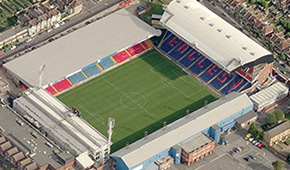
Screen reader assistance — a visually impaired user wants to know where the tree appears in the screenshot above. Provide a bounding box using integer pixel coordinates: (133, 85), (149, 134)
(272, 160), (285, 170)
(267, 113), (277, 125)
(248, 0), (255, 5)
(248, 123), (263, 139)
(275, 109), (285, 121)
(280, 54), (287, 61)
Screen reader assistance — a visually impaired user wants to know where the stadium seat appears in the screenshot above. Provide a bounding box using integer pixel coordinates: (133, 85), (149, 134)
(68, 71), (87, 84)
(209, 71), (232, 90)
(220, 75), (245, 94)
(160, 33), (181, 53)
(53, 79), (72, 92)
(113, 50), (131, 63)
(240, 82), (252, 92)
(189, 57), (213, 75)
(168, 42), (193, 61)
(141, 41), (149, 49)
(127, 43), (145, 56)
(45, 86), (57, 95)
(179, 49), (202, 67)
(82, 63), (102, 78)
(199, 64), (222, 82)
(99, 56), (116, 70)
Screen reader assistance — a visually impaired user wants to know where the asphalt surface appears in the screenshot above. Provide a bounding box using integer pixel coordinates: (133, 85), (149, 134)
(1, 0), (122, 63)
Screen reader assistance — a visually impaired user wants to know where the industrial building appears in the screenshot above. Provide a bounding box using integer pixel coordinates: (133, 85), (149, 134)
(111, 92), (254, 170)
(13, 88), (108, 169)
(0, 105), (74, 170)
(250, 82), (289, 111)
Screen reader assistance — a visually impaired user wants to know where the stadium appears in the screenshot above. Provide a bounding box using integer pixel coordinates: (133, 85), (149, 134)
(2, 0), (274, 169)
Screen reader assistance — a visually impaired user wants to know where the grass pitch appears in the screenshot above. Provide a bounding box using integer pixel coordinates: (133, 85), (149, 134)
(58, 50), (218, 152)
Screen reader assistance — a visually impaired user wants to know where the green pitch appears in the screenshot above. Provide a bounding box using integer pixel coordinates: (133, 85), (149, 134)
(58, 50), (218, 152)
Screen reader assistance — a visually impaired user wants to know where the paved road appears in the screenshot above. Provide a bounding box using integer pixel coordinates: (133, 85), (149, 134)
(1, 0), (122, 62)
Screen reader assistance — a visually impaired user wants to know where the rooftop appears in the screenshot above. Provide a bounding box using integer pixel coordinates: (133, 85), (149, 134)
(13, 88), (108, 156)
(250, 81), (288, 106)
(112, 92), (253, 168)
(160, 0), (272, 72)
(4, 9), (159, 87)
(180, 133), (213, 153)
(0, 106), (73, 169)
(235, 110), (257, 124)
(265, 121), (290, 138)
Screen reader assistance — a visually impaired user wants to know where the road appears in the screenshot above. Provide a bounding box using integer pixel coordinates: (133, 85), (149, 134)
(1, 0), (122, 62)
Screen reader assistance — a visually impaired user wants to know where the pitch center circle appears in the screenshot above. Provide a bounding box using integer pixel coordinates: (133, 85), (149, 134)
(120, 93), (147, 109)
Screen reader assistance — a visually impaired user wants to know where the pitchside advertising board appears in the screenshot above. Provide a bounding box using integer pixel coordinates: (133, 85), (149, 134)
(119, 0), (132, 7)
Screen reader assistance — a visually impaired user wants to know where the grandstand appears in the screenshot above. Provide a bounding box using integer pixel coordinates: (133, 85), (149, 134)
(4, 9), (158, 95)
(158, 0), (274, 95)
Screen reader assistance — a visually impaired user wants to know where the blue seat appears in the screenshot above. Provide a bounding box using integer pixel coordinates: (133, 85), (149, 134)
(168, 43), (193, 61)
(240, 82), (251, 92)
(179, 50), (202, 68)
(209, 71), (232, 90)
(99, 56), (115, 70)
(68, 72), (87, 84)
(160, 33), (181, 53)
(82, 63), (101, 78)
(189, 57), (212, 75)
(199, 65), (222, 82)
(220, 75), (244, 94)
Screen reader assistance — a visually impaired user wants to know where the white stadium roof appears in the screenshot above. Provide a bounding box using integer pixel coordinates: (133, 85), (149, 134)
(4, 9), (159, 87)
(13, 88), (108, 156)
(112, 92), (253, 168)
(160, 0), (272, 72)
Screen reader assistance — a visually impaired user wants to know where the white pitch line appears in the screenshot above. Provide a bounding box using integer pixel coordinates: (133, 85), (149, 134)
(103, 77), (161, 122)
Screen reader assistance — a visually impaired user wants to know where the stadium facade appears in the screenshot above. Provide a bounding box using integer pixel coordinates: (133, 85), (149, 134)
(112, 92), (254, 170)
(4, 9), (159, 95)
(158, 0), (274, 95)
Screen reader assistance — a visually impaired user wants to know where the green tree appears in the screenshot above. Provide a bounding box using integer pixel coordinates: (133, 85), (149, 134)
(272, 160), (285, 170)
(267, 113), (277, 125)
(248, 0), (255, 5)
(280, 54), (287, 61)
(248, 123), (263, 139)
(275, 109), (285, 121)
(249, 123), (257, 135)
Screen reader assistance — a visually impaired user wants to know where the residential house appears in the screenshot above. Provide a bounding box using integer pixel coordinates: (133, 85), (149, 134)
(57, 0), (83, 16)
(17, 157), (32, 169)
(264, 121), (290, 146)
(11, 152), (25, 165)
(23, 162), (38, 170)
(0, 141), (12, 156)
(262, 24), (275, 36)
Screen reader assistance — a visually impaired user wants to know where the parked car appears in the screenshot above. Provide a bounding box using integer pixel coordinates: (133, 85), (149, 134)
(257, 143), (264, 148)
(244, 133), (252, 140)
(249, 155), (256, 160)
(249, 138), (254, 142)
(244, 157), (249, 162)
(284, 141), (289, 146)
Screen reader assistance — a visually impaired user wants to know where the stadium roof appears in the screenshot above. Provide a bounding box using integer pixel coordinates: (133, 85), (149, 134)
(112, 92), (253, 168)
(160, 0), (272, 72)
(13, 88), (108, 156)
(4, 9), (159, 87)
(250, 81), (288, 107)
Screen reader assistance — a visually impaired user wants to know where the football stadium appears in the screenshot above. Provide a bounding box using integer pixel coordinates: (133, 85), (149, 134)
(3, 0), (275, 169)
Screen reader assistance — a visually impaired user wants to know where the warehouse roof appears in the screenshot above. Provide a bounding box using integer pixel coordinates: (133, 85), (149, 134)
(264, 121), (290, 138)
(180, 133), (213, 153)
(160, 0), (272, 72)
(250, 82), (288, 106)
(4, 9), (159, 87)
(112, 92), (253, 168)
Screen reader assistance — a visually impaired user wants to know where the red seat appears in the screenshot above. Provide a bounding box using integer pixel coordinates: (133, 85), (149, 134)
(53, 79), (72, 92)
(45, 86), (57, 95)
(127, 43), (145, 56)
(141, 41), (149, 49)
(113, 50), (130, 63)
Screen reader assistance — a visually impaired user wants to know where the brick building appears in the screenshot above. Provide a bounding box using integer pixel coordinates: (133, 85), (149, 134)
(180, 134), (215, 165)
(264, 121), (290, 146)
